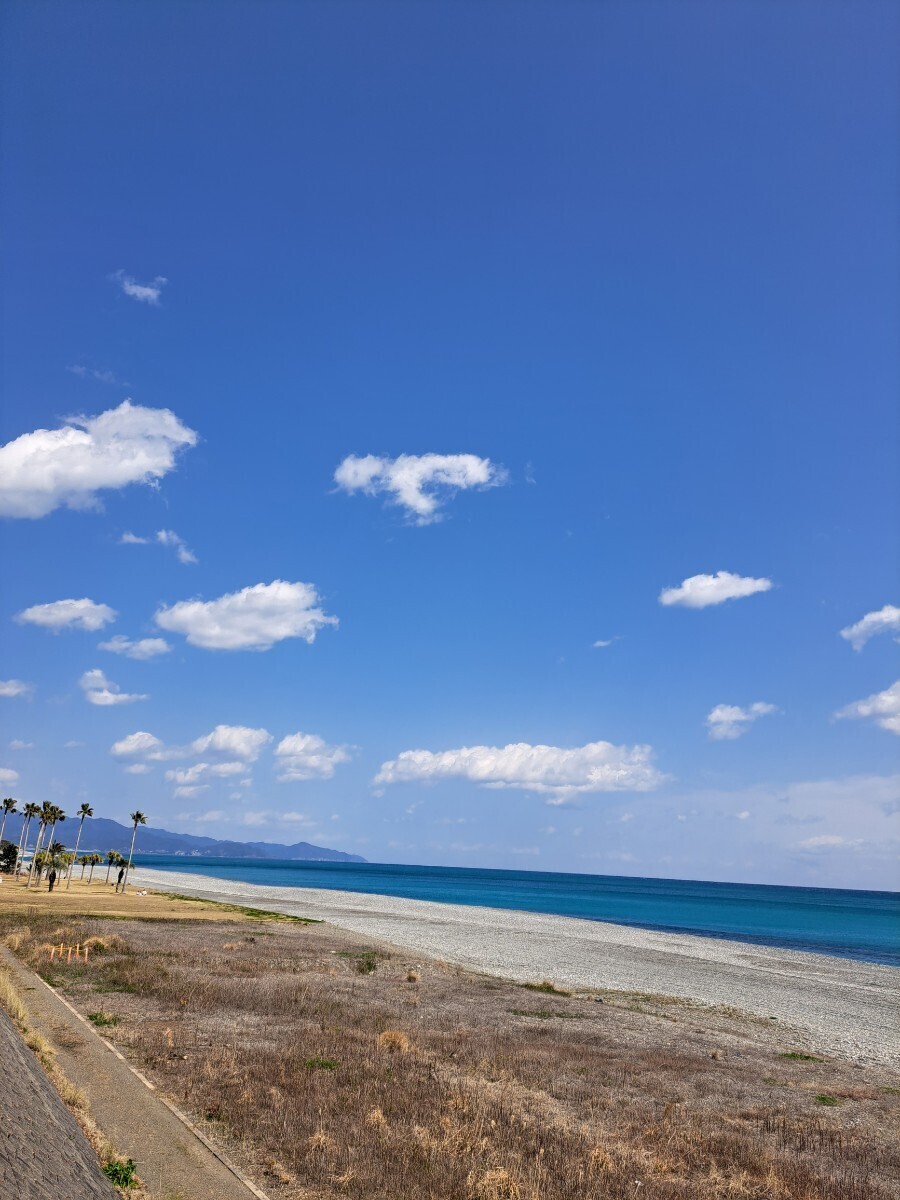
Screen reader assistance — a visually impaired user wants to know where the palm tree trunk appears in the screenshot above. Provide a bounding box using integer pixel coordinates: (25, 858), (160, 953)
(67, 817), (86, 891)
(0, 811), (8, 845)
(105, 858), (113, 885)
(26, 822), (46, 888)
(15, 817), (29, 877)
(122, 825), (139, 893)
(88, 861), (96, 883)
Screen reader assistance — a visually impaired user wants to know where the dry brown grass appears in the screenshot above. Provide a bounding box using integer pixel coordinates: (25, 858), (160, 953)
(2, 907), (897, 1200)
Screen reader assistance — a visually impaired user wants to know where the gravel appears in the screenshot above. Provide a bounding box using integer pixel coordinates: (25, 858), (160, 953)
(132, 866), (900, 1066)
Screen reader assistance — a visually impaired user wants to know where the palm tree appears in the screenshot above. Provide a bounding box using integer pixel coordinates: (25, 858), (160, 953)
(16, 802), (40, 877)
(87, 853), (102, 883)
(26, 802), (54, 887)
(65, 802), (94, 890)
(104, 850), (119, 885)
(0, 797), (16, 845)
(121, 811), (146, 893)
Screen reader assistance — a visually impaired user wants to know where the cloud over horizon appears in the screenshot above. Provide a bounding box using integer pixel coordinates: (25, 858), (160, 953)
(0, 401), (197, 518)
(334, 453), (507, 523)
(375, 739), (665, 803)
(659, 571), (773, 609)
(155, 580), (337, 651)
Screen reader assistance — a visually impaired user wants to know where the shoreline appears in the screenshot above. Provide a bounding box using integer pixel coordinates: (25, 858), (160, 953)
(131, 865), (899, 1066)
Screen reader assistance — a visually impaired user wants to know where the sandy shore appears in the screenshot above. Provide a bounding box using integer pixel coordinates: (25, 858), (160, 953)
(131, 865), (899, 1066)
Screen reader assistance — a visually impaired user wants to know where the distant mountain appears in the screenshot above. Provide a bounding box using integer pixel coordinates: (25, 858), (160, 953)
(1, 813), (365, 863)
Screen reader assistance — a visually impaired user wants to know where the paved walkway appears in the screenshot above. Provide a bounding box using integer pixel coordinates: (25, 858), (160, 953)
(0, 1005), (117, 1200)
(0, 947), (268, 1200)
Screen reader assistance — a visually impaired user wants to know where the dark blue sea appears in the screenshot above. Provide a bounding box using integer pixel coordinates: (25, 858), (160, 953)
(133, 856), (900, 967)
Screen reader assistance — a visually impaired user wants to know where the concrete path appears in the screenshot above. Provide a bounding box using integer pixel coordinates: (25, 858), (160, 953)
(0, 947), (268, 1200)
(0, 1005), (118, 1200)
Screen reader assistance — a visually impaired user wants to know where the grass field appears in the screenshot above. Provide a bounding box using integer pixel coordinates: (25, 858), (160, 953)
(1, 878), (898, 1200)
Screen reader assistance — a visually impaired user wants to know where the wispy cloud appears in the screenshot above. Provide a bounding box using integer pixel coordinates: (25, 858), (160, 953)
(17, 598), (116, 632)
(99, 635), (172, 660)
(156, 580), (337, 651)
(840, 605), (900, 652)
(120, 528), (197, 564)
(0, 400), (197, 518)
(375, 739), (665, 804)
(79, 668), (148, 707)
(659, 571), (773, 609)
(111, 269), (167, 305)
(835, 680), (900, 736)
(67, 364), (126, 386)
(9, 740), (33, 750)
(706, 702), (777, 741)
(0, 768), (19, 785)
(334, 452), (507, 523)
(0, 679), (34, 698)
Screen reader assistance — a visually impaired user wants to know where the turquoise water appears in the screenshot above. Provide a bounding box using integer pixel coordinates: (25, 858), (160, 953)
(133, 856), (900, 967)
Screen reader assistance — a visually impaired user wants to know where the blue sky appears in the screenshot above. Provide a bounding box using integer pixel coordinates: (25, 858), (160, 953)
(1, 0), (897, 889)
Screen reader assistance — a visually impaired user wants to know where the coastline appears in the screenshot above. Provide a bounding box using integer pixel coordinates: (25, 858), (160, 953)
(131, 865), (899, 1066)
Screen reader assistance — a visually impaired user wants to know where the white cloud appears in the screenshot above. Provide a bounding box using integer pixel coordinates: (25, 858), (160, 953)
(176, 809), (224, 823)
(0, 679), (34, 698)
(334, 453), (507, 523)
(79, 668), (148, 707)
(706, 702), (777, 741)
(124, 763), (151, 775)
(9, 740), (33, 750)
(374, 739), (665, 803)
(275, 732), (351, 782)
(835, 680), (900, 736)
(64, 740), (84, 749)
(191, 725), (272, 761)
(592, 639), (614, 649)
(17, 598), (116, 632)
(165, 761), (248, 786)
(99, 635), (172, 660)
(659, 571), (773, 609)
(111, 724), (271, 770)
(156, 580), (337, 651)
(174, 785), (209, 798)
(0, 401), (198, 518)
(111, 269), (167, 305)
(839, 605), (900, 652)
(121, 529), (197, 565)
(0, 767), (19, 785)
(110, 731), (166, 759)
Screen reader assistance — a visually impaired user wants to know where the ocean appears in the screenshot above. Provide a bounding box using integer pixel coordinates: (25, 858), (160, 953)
(132, 856), (900, 967)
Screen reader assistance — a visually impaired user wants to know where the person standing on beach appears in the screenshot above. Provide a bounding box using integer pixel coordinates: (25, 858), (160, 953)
(115, 866), (125, 892)
(48, 867), (57, 892)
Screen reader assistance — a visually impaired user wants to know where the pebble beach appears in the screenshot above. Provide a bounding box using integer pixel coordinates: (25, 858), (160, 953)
(132, 865), (900, 1067)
